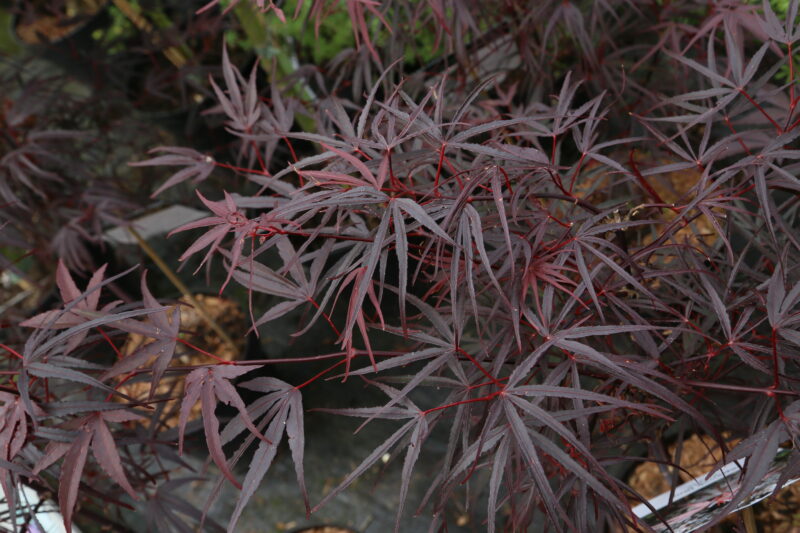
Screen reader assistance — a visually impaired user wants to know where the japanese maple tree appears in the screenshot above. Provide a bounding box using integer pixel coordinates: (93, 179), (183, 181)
(4, 0), (800, 532)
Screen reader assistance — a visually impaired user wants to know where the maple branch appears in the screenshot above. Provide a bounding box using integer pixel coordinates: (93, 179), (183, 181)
(127, 227), (240, 359)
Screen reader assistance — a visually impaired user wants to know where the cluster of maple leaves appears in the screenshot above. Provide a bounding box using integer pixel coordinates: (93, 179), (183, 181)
(3, 0), (800, 532)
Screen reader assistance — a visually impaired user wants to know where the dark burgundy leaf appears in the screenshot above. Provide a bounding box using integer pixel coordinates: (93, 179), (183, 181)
(59, 428), (92, 533)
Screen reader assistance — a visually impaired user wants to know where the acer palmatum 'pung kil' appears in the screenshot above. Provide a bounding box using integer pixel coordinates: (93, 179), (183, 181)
(4, 0), (800, 532)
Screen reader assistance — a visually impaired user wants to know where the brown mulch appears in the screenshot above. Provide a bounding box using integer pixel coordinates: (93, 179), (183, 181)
(16, 0), (106, 44)
(117, 294), (246, 428)
(628, 434), (800, 532)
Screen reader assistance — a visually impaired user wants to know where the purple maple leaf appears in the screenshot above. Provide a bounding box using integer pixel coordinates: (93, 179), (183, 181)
(20, 260), (119, 355)
(170, 190), (256, 292)
(178, 365), (269, 489)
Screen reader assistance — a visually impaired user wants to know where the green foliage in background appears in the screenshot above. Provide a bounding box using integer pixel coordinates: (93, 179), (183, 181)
(229, 0), (439, 67)
(228, 0), (353, 65)
(92, 4), (136, 53)
(749, 0), (799, 82)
